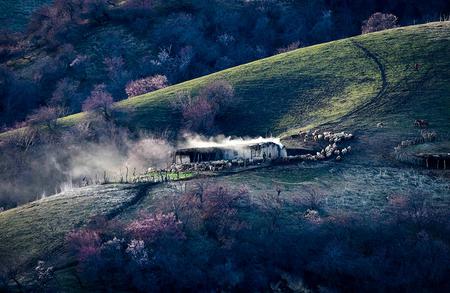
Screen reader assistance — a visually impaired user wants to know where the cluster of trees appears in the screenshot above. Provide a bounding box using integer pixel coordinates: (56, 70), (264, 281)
(34, 184), (449, 292)
(1, 0), (449, 129)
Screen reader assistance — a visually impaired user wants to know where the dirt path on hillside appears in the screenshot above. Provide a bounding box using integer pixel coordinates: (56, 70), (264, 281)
(352, 41), (388, 92)
(104, 182), (157, 220)
(333, 40), (388, 124)
(325, 40), (434, 129)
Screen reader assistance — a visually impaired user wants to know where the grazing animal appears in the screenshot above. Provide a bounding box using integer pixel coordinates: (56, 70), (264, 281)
(414, 119), (429, 128)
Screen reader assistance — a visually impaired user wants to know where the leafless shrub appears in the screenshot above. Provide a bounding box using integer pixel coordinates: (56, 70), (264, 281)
(257, 192), (284, 231)
(125, 75), (169, 98)
(26, 106), (67, 130)
(387, 192), (435, 227)
(301, 185), (326, 210)
(276, 41), (301, 54)
(362, 12), (398, 34)
(72, 121), (95, 140)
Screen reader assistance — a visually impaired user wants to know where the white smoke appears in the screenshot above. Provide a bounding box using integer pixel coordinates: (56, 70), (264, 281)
(67, 143), (125, 179)
(125, 138), (174, 170)
(48, 136), (175, 193)
(180, 133), (285, 149)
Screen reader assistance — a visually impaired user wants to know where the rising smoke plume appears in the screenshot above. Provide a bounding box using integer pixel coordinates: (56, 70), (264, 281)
(180, 133), (285, 149)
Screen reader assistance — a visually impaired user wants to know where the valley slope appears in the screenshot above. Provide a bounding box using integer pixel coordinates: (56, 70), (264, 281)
(1, 22), (450, 290)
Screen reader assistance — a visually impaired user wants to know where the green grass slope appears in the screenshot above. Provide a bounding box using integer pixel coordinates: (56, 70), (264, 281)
(57, 21), (450, 138)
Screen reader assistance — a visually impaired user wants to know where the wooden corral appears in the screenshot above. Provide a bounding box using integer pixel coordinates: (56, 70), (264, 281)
(415, 153), (450, 169)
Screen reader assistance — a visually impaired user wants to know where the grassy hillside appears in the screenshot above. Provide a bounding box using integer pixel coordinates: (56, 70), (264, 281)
(3, 21), (449, 139)
(56, 21), (450, 138)
(1, 22), (450, 289)
(0, 184), (147, 275)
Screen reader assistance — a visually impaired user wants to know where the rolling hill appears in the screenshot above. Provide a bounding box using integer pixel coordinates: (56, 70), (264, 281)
(56, 21), (450, 137)
(54, 21), (450, 167)
(2, 21), (449, 141)
(1, 22), (450, 290)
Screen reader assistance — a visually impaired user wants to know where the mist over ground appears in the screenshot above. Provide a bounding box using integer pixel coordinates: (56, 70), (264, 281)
(0, 125), (174, 209)
(0, 127), (282, 209)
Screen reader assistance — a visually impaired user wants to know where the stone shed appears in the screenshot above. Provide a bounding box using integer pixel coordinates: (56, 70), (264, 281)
(174, 141), (286, 164)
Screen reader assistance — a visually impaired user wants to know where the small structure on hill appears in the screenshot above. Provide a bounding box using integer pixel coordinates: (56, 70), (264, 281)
(174, 141), (286, 164)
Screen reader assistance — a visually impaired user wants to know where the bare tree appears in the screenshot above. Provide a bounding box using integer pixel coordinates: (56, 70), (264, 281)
(26, 106), (66, 130)
(0, 262), (25, 293)
(198, 79), (235, 111)
(82, 84), (114, 120)
(50, 78), (80, 109)
(172, 80), (235, 133)
(6, 127), (39, 153)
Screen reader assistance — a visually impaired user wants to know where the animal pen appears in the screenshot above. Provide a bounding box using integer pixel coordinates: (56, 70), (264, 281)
(416, 153), (450, 170)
